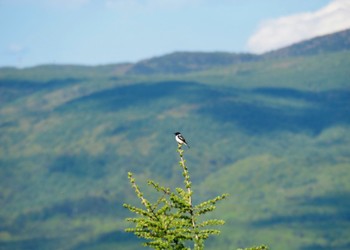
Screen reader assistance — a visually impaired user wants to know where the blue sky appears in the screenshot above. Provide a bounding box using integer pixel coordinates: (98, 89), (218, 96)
(1, 0), (349, 68)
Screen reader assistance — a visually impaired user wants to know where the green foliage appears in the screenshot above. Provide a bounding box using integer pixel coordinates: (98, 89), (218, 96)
(123, 145), (228, 249)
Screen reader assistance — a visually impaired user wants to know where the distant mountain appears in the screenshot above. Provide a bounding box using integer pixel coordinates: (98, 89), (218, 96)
(125, 28), (350, 75)
(126, 51), (258, 74)
(1, 29), (349, 75)
(262, 28), (350, 58)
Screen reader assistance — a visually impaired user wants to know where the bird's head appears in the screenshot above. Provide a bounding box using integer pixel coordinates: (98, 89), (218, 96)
(174, 132), (180, 135)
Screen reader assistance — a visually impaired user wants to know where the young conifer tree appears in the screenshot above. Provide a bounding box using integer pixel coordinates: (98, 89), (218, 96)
(123, 143), (228, 250)
(123, 141), (268, 250)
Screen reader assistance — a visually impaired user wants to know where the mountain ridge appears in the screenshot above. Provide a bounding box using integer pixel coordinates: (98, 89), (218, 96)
(262, 28), (350, 59)
(125, 28), (350, 74)
(1, 28), (349, 74)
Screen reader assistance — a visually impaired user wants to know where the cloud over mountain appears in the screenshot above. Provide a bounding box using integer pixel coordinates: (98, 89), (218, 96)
(247, 0), (350, 53)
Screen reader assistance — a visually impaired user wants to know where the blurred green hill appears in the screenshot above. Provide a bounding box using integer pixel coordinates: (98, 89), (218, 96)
(1, 29), (350, 250)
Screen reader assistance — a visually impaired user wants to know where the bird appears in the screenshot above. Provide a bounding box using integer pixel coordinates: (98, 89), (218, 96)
(174, 132), (190, 148)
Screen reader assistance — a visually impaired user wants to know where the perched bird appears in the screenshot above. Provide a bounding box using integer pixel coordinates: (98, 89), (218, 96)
(174, 132), (190, 148)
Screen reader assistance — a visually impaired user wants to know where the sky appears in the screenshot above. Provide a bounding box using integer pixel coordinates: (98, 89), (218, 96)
(1, 0), (350, 68)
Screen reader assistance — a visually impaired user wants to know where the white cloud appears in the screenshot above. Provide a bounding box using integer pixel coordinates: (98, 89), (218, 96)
(247, 0), (350, 53)
(8, 44), (26, 53)
(3, 43), (29, 67)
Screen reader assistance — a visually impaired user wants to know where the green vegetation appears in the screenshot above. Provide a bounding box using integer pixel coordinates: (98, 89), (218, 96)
(124, 145), (227, 249)
(1, 32), (350, 250)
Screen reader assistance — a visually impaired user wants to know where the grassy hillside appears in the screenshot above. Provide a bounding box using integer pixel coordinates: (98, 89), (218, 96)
(1, 46), (350, 250)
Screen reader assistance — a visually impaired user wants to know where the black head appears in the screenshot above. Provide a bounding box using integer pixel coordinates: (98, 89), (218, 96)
(174, 132), (180, 135)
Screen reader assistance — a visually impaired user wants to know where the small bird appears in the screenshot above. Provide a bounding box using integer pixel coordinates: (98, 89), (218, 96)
(174, 132), (190, 148)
